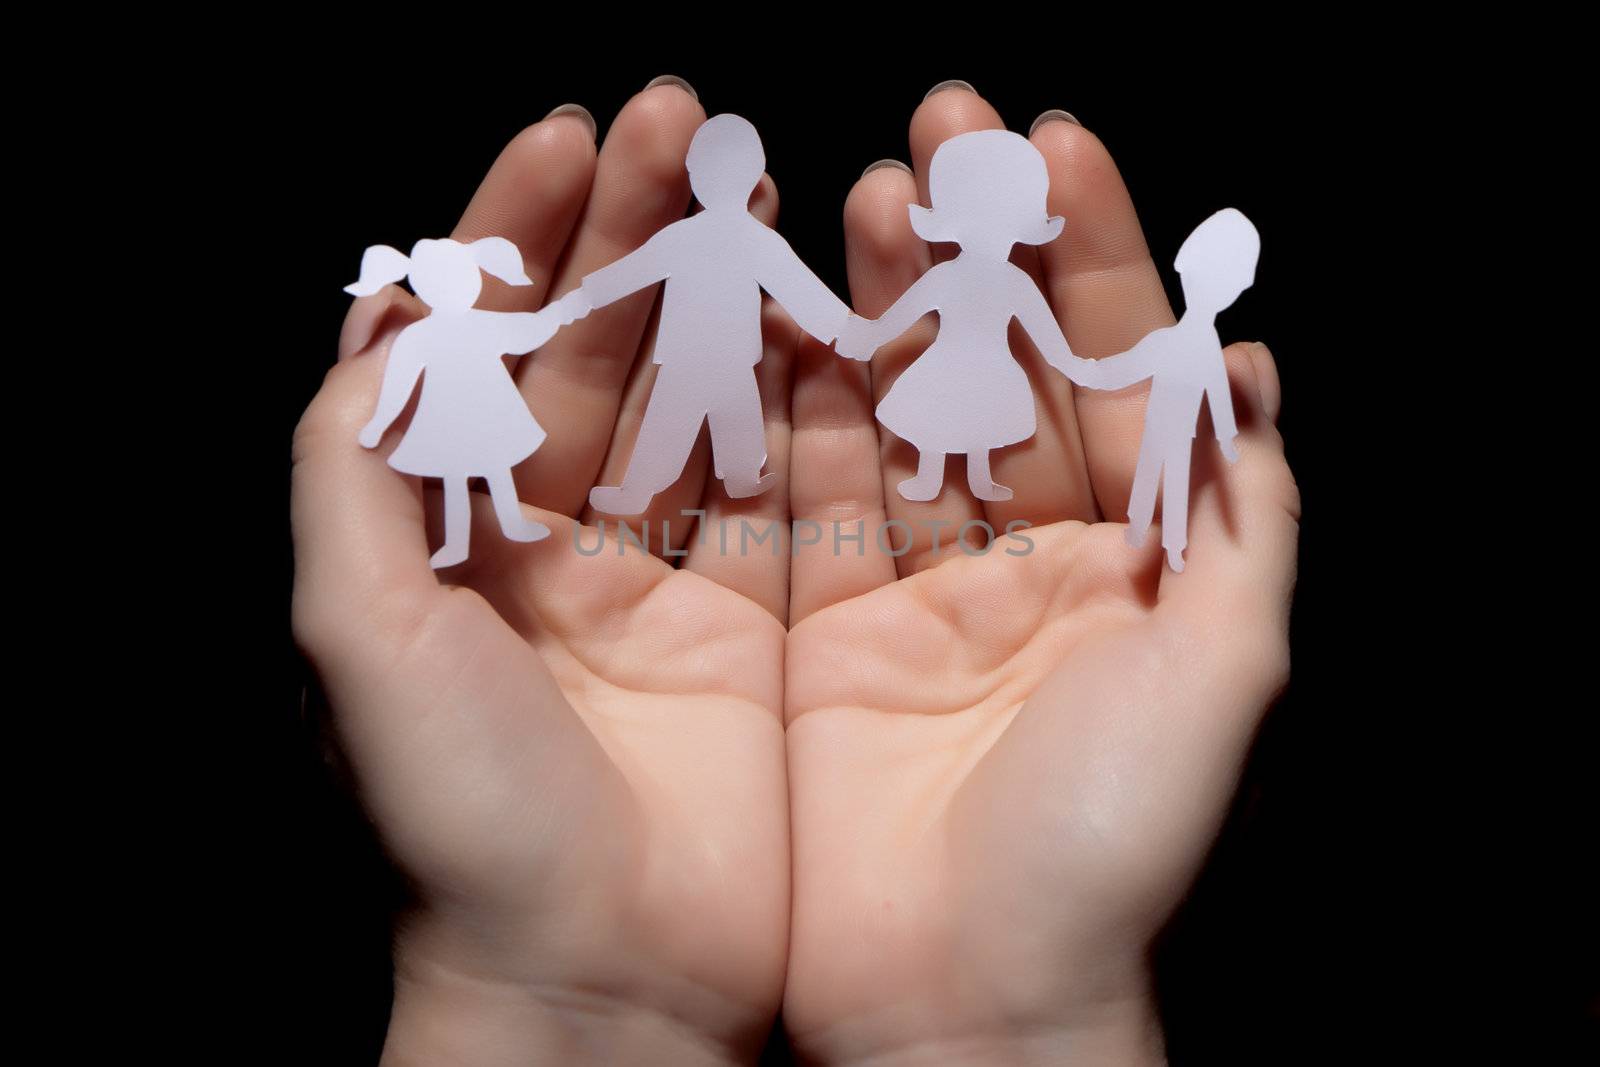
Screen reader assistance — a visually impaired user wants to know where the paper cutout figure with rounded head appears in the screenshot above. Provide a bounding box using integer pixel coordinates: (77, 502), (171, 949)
(835, 129), (1096, 502)
(577, 114), (851, 515)
(1084, 208), (1260, 572)
(345, 236), (592, 568)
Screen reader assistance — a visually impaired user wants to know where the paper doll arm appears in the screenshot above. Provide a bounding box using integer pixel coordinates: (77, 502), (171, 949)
(756, 228), (850, 343)
(1087, 330), (1167, 390)
(851, 268), (943, 354)
(495, 308), (563, 355)
(1010, 273), (1097, 386)
(552, 287), (594, 325)
(580, 231), (673, 309)
(358, 335), (423, 448)
(1205, 354), (1241, 461)
(492, 289), (594, 354)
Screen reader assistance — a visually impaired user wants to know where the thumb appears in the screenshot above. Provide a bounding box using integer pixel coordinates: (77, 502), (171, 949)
(292, 336), (437, 677)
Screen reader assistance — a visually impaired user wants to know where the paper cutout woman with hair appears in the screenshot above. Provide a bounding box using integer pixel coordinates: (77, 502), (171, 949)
(344, 237), (591, 568)
(1085, 207), (1261, 573)
(836, 129), (1097, 502)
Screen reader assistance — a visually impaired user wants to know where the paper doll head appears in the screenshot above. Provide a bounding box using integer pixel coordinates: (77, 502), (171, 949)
(1174, 208), (1260, 313)
(343, 236), (533, 312)
(909, 129), (1064, 257)
(687, 114), (766, 210)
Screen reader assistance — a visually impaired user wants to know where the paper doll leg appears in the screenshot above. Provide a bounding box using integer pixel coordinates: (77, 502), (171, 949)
(589, 366), (705, 515)
(1125, 431), (1162, 550)
(965, 450), (1013, 502)
(431, 476), (472, 569)
(708, 369), (775, 499)
(486, 468), (550, 543)
(898, 450), (946, 502)
(1160, 443), (1192, 573)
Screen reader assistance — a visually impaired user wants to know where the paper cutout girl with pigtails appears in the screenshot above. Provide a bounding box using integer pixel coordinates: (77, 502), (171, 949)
(836, 129), (1098, 503)
(344, 237), (592, 568)
(1086, 208), (1260, 573)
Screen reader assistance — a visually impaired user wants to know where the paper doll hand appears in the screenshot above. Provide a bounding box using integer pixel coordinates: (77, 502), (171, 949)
(813, 301), (850, 346)
(518, 307), (563, 352)
(553, 286), (593, 326)
(834, 314), (877, 361)
(297, 85), (793, 1066)
(1061, 354), (1100, 388)
(1219, 435), (1241, 462)
(356, 420), (384, 449)
(782, 89), (1300, 1067)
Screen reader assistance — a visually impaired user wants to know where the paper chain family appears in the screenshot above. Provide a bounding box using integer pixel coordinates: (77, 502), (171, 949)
(346, 115), (1260, 572)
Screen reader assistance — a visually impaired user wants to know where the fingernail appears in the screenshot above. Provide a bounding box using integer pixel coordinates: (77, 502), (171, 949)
(861, 158), (913, 180)
(644, 74), (698, 101)
(1028, 109), (1081, 136)
(924, 79), (976, 101)
(542, 103), (597, 140)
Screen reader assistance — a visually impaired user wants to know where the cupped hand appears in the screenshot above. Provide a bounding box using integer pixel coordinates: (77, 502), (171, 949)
(293, 83), (803, 1066)
(782, 87), (1300, 1065)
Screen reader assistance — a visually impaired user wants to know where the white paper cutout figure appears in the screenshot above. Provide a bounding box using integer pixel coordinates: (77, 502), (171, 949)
(1086, 208), (1260, 573)
(835, 130), (1098, 502)
(345, 237), (592, 568)
(578, 114), (850, 515)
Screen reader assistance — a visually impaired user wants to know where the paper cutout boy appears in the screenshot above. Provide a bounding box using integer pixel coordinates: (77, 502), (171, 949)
(345, 237), (590, 568)
(1082, 207), (1260, 572)
(577, 114), (850, 515)
(836, 129), (1098, 502)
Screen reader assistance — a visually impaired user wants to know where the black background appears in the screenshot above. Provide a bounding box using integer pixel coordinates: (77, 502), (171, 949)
(244, 53), (1591, 1063)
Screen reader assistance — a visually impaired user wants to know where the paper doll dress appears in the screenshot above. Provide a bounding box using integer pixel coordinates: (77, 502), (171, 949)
(385, 314), (546, 479)
(873, 260), (1036, 453)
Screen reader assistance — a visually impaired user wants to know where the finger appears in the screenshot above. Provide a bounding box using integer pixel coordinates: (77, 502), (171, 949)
(981, 282), (1099, 535)
(787, 322), (896, 624)
(910, 89), (1100, 536)
(580, 174), (780, 550)
(511, 80), (708, 514)
(847, 155), (982, 577)
(883, 84), (1056, 572)
(1159, 341), (1299, 629)
(450, 104), (599, 312)
(336, 284), (427, 363)
(292, 311), (441, 673)
(577, 306), (711, 544)
(945, 118), (1094, 539)
(789, 165), (919, 618)
(908, 83), (997, 267)
(682, 293), (797, 622)
(1029, 115), (1178, 522)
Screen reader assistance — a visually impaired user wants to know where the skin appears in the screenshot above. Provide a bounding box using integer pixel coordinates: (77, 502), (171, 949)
(292, 82), (1299, 1066)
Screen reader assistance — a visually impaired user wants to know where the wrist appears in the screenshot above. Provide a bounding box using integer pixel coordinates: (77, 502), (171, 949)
(383, 968), (749, 1067)
(796, 992), (1165, 1067)
(382, 929), (755, 1067)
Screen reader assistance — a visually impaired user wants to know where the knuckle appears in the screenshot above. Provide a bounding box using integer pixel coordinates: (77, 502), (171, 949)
(290, 577), (349, 668)
(292, 361), (370, 466)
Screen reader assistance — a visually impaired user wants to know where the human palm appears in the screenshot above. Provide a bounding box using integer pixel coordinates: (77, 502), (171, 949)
(293, 84), (799, 1064)
(780, 89), (1298, 1064)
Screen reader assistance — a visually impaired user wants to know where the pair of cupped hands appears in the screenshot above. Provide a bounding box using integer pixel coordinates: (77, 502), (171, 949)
(292, 79), (1300, 1066)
